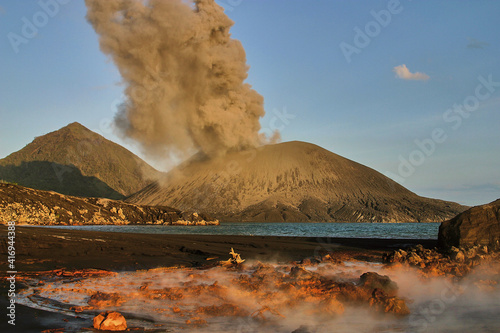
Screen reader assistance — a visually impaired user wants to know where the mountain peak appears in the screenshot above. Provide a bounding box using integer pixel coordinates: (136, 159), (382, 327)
(0, 122), (162, 199)
(64, 122), (91, 132)
(48, 122), (96, 139)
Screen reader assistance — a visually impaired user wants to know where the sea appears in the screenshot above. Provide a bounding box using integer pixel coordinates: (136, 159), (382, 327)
(38, 222), (442, 239)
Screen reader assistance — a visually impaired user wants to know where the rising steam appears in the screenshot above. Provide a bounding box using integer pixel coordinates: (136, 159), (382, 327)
(85, 0), (272, 159)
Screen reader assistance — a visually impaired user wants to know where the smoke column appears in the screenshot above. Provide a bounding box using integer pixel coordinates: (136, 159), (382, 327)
(85, 0), (270, 159)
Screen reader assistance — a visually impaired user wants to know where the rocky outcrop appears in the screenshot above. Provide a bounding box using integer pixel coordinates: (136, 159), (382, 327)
(438, 199), (500, 249)
(0, 183), (219, 226)
(383, 244), (500, 277)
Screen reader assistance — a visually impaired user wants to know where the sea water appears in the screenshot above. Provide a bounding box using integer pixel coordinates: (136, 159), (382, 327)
(36, 222), (441, 239)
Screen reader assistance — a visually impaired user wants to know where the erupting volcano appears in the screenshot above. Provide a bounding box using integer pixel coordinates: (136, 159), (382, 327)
(128, 141), (466, 222)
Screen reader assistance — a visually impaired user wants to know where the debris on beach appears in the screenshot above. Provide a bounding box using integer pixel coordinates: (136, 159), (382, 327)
(220, 248), (245, 266)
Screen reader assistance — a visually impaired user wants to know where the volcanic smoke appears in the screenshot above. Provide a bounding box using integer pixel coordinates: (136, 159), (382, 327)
(85, 0), (271, 159)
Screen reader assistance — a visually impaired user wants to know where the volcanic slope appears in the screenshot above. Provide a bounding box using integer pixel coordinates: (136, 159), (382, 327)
(0, 122), (161, 199)
(128, 141), (466, 222)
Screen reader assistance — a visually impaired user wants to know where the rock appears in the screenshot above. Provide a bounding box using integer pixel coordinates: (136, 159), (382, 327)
(369, 289), (410, 316)
(407, 252), (423, 266)
(300, 258), (321, 265)
(0, 183), (220, 226)
(449, 247), (465, 262)
(93, 311), (127, 331)
(359, 272), (398, 296)
(289, 266), (316, 280)
(88, 291), (124, 308)
(465, 248), (477, 260)
(383, 249), (408, 263)
(439, 199), (500, 249)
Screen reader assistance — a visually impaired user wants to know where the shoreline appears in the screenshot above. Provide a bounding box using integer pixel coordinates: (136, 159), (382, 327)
(0, 225), (436, 332)
(0, 225), (436, 272)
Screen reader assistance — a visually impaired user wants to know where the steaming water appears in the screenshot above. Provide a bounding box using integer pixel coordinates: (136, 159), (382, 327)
(37, 222), (441, 239)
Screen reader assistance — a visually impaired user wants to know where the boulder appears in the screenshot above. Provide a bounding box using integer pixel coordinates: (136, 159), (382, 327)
(359, 272), (398, 296)
(438, 199), (500, 249)
(93, 311), (127, 331)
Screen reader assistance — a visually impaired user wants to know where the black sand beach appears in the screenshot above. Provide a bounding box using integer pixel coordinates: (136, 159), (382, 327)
(0, 225), (437, 332)
(0, 225), (436, 271)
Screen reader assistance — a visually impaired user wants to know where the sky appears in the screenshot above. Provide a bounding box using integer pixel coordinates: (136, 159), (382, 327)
(0, 0), (499, 206)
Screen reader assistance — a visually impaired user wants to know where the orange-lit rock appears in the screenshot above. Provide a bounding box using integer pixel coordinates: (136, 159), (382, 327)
(185, 316), (207, 326)
(93, 311), (127, 331)
(359, 272), (399, 296)
(369, 289), (410, 315)
(88, 291), (125, 308)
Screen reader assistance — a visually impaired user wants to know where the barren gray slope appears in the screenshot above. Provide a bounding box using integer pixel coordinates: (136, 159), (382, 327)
(128, 141), (466, 222)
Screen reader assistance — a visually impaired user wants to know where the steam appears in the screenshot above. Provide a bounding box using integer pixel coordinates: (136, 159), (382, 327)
(17, 261), (500, 332)
(85, 0), (273, 159)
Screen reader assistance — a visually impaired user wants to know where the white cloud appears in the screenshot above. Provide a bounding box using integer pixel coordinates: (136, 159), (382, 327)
(393, 64), (429, 81)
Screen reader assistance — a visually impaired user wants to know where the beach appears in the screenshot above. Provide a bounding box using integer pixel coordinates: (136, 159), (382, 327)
(0, 225), (436, 271)
(0, 225), (438, 332)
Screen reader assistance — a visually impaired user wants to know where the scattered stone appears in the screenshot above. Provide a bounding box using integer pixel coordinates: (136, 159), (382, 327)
(383, 243), (500, 277)
(88, 291), (125, 308)
(93, 311), (127, 331)
(185, 317), (207, 327)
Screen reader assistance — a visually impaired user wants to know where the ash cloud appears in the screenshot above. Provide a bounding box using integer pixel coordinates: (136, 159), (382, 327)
(85, 0), (272, 160)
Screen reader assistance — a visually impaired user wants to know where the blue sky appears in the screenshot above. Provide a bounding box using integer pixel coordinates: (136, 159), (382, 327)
(0, 0), (499, 206)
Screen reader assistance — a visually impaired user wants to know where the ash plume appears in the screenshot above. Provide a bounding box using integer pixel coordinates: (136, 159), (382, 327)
(85, 0), (271, 159)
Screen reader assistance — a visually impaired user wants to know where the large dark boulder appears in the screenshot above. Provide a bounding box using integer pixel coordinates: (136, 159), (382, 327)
(438, 199), (500, 249)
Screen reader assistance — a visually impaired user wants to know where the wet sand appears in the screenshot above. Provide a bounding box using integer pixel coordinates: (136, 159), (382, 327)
(0, 225), (436, 332)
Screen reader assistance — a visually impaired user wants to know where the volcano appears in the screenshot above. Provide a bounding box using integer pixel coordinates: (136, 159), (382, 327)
(128, 141), (466, 222)
(0, 122), (161, 199)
